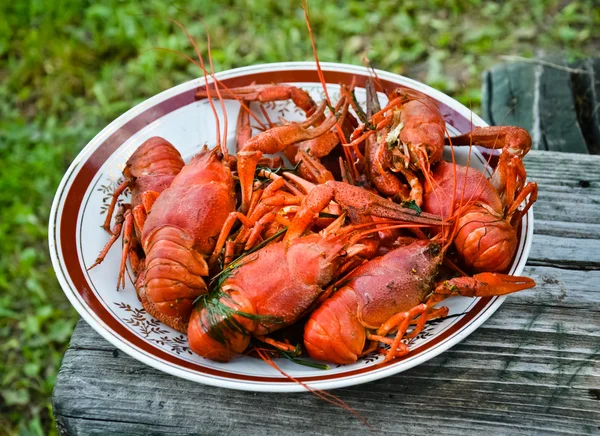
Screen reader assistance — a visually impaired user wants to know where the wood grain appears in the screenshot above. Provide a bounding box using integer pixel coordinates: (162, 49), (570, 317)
(482, 62), (535, 136)
(482, 59), (594, 154)
(537, 58), (589, 153)
(572, 58), (600, 155)
(52, 150), (600, 435)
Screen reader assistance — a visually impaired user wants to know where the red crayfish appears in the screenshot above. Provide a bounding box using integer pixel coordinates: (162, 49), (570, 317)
(88, 136), (184, 288)
(304, 237), (534, 365)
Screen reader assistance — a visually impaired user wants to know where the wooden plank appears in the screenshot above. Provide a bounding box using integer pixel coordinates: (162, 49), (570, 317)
(528, 234), (600, 270)
(539, 57), (589, 154)
(517, 266), (600, 308)
(572, 58), (600, 154)
(52, 151), (600, 435)
(523, 150), (600, 238)
(482, 62), (536, 142)
(482, 60), (590, 153)
(532, 220), (600, 240)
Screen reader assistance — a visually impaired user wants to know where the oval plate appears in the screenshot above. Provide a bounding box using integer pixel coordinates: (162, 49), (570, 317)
(49, 62), (533, 392)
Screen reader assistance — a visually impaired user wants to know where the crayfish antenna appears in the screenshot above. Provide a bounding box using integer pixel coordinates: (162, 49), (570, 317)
(206, 31), (229, 158)
(302, 0), (359, 180)
(144, 41), (267, 131)
(253, 348), (372, 430)
(302, 0), (331, 108)
(363, 55), (385, 94)
(168, 19), (224, 155)
(434, 121), (458, 251)
(168, 19), (275, 157)
(448, 94), (511, 218)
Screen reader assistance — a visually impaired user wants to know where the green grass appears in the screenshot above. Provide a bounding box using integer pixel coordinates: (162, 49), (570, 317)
(0, 0), (597, 434)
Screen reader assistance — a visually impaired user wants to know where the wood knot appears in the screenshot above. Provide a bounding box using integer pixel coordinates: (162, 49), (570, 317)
(578, 180), (591, 188)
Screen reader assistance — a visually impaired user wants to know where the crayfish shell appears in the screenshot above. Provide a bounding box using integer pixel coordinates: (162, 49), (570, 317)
(188, 289), (256, 362)
(454, 203), (517, 272)
(422, 160), (503, 219)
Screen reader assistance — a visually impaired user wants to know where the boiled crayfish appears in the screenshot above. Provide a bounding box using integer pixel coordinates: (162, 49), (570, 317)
(88, 136), (185, 289)
(137, 145), (237, 332)
(347, 78), (537, 273)
(304, 237), (534, 365)
(423, 127), (538, 271)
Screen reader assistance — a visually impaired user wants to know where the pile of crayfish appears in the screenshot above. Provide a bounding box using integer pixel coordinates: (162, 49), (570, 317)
(91, 68), (537, 366)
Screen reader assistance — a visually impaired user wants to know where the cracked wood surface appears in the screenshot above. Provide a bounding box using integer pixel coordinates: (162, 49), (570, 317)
(482, 58), (599, 154)
(52, 150), (600, 435)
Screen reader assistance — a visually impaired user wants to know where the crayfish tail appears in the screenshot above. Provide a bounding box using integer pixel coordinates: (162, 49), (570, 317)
(187, 289), (255, 362)
(304, 287), (366, 365)
(139, 226), (210, 332)
(139, 287), (192, 333)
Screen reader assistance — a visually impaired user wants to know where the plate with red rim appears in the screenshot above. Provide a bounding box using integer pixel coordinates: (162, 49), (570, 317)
(49, 62), (534, 392)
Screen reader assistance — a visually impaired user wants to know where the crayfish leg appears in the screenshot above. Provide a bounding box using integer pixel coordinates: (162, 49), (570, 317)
(295, 149), (334, 183)
(101, 180), (129, 233)
(372, 303), (429, 363)
(117, 211), (135, 290)
(448, 126), (532, 157)
(208, 211), (254, 269)
(237, 150), (263, 213)
(196, 84), (318, 116)
(255, 336), (298, 353)
(88, 204), (129, 271)
(369, 302), (448, 363)
(236, 107), (252, 151)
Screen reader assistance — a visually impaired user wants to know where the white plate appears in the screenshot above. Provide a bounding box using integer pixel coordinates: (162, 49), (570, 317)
(49, 62), (533, 392)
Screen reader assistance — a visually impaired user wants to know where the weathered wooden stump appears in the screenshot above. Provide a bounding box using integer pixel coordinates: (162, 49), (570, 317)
(482, 57), (599, 154)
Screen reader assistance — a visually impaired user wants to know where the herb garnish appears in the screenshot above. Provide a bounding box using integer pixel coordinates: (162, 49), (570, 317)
(402, 199), (422, 215)
(250, 340), (330, 370)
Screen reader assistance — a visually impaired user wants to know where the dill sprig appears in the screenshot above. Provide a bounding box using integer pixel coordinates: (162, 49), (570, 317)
(255, 160), (302, 178)
(284, 160), (302, 173)
(208, 226), (288, 288)
(199, 292), (281, 346)
(278, 348), (330, 370)
(253, 162), (302, 189)
(402, 199), (422, 215)
(250, 339), (330, 370)
(318, 212), (339, 219)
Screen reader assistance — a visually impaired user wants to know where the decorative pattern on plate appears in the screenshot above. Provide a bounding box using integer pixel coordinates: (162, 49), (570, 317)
(97, 177), (128, 215)
(114, 302), (192, 356)
(113, 299), (453, 367)
(339, 317), (448, 367)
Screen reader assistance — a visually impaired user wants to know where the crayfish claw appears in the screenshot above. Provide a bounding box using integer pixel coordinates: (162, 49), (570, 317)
(435, 272), (536, 298)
